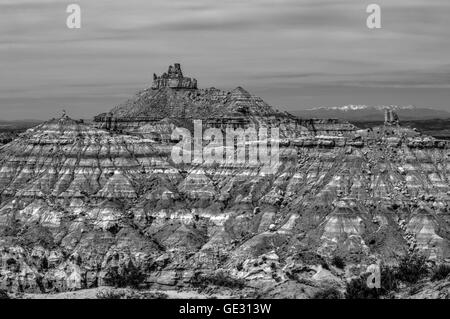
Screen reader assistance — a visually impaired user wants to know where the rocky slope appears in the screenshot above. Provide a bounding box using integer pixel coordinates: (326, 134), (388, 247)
(0, 65), (449, 297)
(0, 133), (14, 147)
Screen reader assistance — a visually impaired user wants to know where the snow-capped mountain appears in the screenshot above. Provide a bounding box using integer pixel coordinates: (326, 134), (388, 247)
(291, 105), (450, 121)
(310, 105), (415, 112)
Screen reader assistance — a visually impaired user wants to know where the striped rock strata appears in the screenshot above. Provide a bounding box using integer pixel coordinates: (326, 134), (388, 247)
(0, 66), (449, 295)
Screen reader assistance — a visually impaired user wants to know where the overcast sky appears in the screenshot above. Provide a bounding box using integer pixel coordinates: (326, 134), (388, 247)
(1, 0), (449, 120)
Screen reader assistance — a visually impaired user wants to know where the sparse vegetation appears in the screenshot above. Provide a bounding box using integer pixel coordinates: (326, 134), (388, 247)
(321, 261), (330, 271)
(345, 255), (432, 299)
(396, 253), (428, 284)
(345, 265), (398, 299)
(191, 271), (245, 289)
(313, 287), (343, 299)
(331, 256), (346, 269)
(103, 261), (146, 289)
(431, 264), (450, 281)
(379, 264), (398, 295)
(0, 289), (9, 299)
(345, 274), (380, 299)
(96, 288), (168, 299)
(96, 289), (125, 299)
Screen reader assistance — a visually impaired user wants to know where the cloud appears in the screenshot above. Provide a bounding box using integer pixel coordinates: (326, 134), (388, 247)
(0, 0), (449, 120)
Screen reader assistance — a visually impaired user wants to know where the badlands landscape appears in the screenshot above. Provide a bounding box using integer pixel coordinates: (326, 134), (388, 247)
(0, 64), (449, 299)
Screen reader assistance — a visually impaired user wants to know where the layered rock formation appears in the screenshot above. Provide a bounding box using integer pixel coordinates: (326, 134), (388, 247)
(151, 63), (197, 90)
(0, 65), (449, 296)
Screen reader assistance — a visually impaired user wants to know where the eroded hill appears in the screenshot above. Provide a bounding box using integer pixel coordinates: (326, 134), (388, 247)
(0, 64), (449, 297)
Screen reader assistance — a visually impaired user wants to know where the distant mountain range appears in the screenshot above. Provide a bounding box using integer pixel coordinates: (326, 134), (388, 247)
(0, 119), (42, 125)
(291, 105), (450, 121)
(0, 119), (42, 132)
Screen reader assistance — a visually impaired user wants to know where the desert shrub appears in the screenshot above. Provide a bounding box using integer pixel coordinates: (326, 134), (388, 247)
(379, 264), (398, 295)
(313, 287), (343, 299)
(345, 274), (380, 299)
(191, 271), (245, 289)
(331, 256), (346, 269)
(96, 289), (168, 299)
(103, 261), (146, 289)
(6, 258), (16, 266)
(0, 289), (9, 299)
(396, 254), (428, 284)
(143, 292), (169, 299)
(41, 256), (49, 271)
(431, 264), (450, 281)
(96, 289), (126, 299)
(321, 261), (330, 270)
